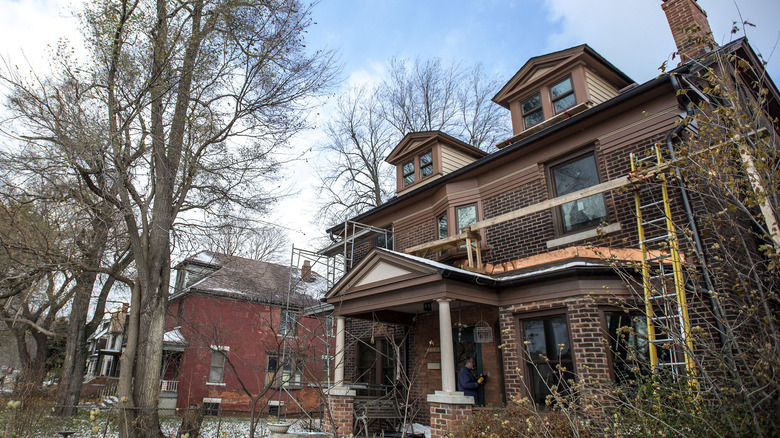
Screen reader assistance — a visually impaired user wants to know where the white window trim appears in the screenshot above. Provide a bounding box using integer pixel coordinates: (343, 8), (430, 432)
(203, 397), (222, 403)
(210, 345), (230, 351)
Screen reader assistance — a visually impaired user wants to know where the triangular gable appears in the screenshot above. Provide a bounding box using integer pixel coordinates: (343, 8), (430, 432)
(326, 248), (441, 300)
(385, 131), (485, 165)
(492, 44), (632, 109)
(492, 45), (588, 108)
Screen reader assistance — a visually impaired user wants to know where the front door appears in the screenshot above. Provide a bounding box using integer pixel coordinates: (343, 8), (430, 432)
(453, 326), (484, 406)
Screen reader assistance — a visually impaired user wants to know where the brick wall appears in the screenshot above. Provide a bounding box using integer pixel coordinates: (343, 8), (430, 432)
(498, 296), (613, 403)
(324, 392), (354, 437)
(428, 402), (472, 438)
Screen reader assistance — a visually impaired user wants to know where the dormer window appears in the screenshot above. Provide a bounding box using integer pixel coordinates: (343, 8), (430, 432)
(551, 77), (575, 114)
(522, 93), (544, 129)
(420, 151), (433, 177)
(403, 161), (415, 186)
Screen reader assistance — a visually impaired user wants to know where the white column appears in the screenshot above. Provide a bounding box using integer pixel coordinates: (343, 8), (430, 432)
(334, 315), (346, 387)
(437, 299), (456, 393)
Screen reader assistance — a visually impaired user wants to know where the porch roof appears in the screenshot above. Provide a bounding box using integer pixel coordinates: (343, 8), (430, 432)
(325, 248), (616, 323)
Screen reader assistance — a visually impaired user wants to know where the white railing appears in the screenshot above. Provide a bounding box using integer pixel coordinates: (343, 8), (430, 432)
(160, 379), (178, 393)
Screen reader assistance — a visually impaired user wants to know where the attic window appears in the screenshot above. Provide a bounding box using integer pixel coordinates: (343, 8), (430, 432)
(402, 161), (415, 186)
(522, 93), (543, 128)
(551, 77), (575, 114)
(420, 151), (433, 177)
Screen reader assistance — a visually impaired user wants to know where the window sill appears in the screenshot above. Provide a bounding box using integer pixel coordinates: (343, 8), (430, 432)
(205, 382), (226, 386)
(546, 223), (621, 249)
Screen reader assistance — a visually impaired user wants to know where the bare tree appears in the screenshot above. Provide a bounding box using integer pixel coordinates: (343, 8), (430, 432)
(317, 85), (396, 222)
(317, 58), (509, 223)
(380, 57), (508, 151)
(1, 0), (335, 435)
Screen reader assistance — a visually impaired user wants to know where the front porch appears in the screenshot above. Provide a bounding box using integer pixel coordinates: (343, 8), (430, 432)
(324, 249), (507, 437)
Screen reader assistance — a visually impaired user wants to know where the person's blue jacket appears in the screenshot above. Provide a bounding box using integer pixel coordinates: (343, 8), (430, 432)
(457, 366), (479, 400)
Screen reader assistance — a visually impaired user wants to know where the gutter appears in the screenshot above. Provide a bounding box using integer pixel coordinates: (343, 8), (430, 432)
(437, 264), (617, 288)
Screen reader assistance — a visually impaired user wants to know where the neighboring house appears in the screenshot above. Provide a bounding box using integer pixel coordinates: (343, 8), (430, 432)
(164, 251), (331, 415)
(321, 1), (779, 437)
(85, 305), (128, 380)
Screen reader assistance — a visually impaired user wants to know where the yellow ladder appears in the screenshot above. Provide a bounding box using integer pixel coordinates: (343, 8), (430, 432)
(631, 146), (696, 380)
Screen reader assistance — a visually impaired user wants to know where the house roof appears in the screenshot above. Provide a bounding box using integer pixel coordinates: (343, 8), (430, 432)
(325, 38), (770, 237)
(171, 251), (328, 308)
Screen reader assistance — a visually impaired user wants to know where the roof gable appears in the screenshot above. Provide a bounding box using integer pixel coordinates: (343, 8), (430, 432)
(493, 44), (632, 108)
(385, 131), (485, 165)
(326, 248), (441, 300)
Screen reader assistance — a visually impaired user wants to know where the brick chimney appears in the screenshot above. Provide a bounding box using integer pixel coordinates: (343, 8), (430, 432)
(302, 260), (312, 282)
(662, 0), (715, 62)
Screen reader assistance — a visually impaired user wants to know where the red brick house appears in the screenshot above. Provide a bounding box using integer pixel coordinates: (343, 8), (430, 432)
(321, 1), (780, 437)
(164, 251), (331, 416)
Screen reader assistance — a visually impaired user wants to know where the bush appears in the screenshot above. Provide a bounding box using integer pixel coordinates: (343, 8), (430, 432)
(454, 397), (588, 438)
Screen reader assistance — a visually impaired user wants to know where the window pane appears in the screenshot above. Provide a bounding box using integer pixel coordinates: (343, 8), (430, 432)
(553, 155), (599, 196)
(420, 151), (432, 166)
(456, 205), (477, 232)
(522, 94), (541, 113)
(403, 174), (415, 186)
(553, 93), (576, 113)
(550, 78), (572, 99)
(560, 195), (607, 232)
(421, 164), (433, 177)
(524, 110), (544, 128)
(403, 162), (414, 175)
(437, 214), (448, 240)
(524, 319), (547, 358)
(605, 312), (651, 381)
(209, 352), (225, 382)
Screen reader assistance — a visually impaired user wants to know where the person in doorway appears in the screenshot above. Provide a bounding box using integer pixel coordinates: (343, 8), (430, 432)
(457, 357), (484, 403)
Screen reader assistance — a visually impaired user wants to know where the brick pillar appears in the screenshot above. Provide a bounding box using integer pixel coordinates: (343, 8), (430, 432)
(324, 387), (355, 438)
(428, 399), (473, 438)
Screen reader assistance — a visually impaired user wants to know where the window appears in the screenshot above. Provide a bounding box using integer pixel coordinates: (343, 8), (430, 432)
(604, 311), (651, 382)
(267, 354), (303, 387)
(356, 339), (397, 387)
(420, 151), (433, 178)
(208, 350), (226, 383)
(550, 77), (575, 114)
(522, 93), (544, 128)
(521, 314), (575, 405)
(280, 309), (297, 336)
(402, 161), (415, 186)
(551, 153), (607, 233)
(203, 398), (221, 416)
(456, 205), (477, 233)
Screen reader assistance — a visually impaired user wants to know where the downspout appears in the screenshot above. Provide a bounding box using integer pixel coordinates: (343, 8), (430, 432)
(668, 74), (730, 351)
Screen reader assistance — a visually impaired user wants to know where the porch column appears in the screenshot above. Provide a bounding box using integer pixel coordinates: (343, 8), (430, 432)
(437, 298), (456, 392)
(334, 315), (346, 387)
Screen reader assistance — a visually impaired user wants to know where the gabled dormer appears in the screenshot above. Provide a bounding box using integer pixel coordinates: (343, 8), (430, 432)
(386, 131), (487, 196)
(493, 44), (633, 148)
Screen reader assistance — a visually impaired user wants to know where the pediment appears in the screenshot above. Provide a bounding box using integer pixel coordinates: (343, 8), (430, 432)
(326, 249), (440, 300)
(385, 131), (483, 165)
(355, 261), (413, 287)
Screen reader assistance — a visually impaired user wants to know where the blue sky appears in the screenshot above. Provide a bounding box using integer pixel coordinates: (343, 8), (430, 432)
(1, 0), (779, 250)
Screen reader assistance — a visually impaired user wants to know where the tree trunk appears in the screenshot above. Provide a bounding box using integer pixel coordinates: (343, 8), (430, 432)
(54, 275), (94, 415)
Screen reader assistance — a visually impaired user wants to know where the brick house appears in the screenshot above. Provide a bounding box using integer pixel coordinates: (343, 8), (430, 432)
(321, 1), (780, 437)
(164, 251), (331, 415)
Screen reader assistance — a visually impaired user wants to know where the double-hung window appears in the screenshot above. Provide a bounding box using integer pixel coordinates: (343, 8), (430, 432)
(402, 161), (415, 186)
(420, 151), (433, 178)
(550, 77), (576, 114)
(280, 309), (297, 336)
(521, 314), (575, 405)
(522, 93), (544, 129)
(550, 152), (607, 233)
(208, 348), (227, 384)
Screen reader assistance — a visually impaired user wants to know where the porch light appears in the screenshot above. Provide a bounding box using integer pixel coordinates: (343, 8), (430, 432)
(474, 320), (493, 343)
